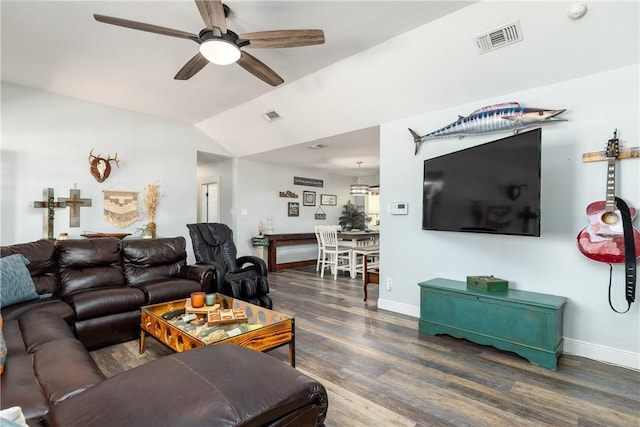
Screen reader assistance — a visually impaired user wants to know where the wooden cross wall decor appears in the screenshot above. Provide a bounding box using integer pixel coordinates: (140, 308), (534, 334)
(32, 188), (66, 239)
(583, 147), (639, 162)
(59, 189), (92, 227)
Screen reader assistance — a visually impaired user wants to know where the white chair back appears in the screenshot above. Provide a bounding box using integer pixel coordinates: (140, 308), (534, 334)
(314, 225), (323, 271)
(318, 225), (340, 249)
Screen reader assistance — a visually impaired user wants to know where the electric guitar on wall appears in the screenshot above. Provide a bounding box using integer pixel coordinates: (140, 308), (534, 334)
(576, 131), (640, 264)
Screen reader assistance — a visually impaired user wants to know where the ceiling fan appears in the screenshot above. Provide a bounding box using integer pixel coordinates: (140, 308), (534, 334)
(94, 0), (325, 86)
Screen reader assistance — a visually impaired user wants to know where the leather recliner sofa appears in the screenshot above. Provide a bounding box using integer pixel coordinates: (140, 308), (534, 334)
(0, 237), (328, 426)
(1, 237), (213, 350)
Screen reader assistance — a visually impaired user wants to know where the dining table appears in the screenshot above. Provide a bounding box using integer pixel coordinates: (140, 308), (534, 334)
(337, 230), (379, 247)
(338, 231), (379, 279)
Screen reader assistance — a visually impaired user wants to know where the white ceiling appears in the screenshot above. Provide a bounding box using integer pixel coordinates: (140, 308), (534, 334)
(243, 125), (381, 176)
(3, 1), (638, 177)
(1, 1), (474, 175)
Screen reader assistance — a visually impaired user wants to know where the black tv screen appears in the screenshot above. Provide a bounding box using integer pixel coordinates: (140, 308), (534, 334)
(422, 128), (541, 237)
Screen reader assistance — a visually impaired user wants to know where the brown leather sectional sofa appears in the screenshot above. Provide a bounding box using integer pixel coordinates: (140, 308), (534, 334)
(0, 237), (328, 426)
(1, 237), (212, 349)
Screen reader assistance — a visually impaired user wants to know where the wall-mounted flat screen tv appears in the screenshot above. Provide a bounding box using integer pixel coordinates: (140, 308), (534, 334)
(422, 128), (542, 237)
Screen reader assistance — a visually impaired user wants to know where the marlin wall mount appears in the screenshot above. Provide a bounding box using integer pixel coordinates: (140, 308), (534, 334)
(409, 102), (567, 155)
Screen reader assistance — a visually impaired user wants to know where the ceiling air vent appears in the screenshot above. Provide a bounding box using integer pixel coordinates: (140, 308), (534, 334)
(474, 20), (523, 54)
(261, 110), (281, 122)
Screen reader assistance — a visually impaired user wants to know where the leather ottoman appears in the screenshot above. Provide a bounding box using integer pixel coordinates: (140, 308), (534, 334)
(45, 344), (328, 426)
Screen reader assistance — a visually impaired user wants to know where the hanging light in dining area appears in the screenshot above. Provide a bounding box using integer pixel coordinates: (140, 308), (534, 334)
(350, 162), (369, 195)
(350, 181), (369, 195)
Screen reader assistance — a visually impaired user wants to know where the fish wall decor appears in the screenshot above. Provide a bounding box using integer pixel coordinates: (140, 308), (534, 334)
(409, 102), (567, 155)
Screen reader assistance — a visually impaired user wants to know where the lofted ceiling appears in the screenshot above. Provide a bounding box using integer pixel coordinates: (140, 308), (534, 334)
(1, 1), (475, 175)
(3, 2), (638, 177)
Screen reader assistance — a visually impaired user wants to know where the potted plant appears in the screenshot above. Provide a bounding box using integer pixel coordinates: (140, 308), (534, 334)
(134, 224), (154, 239)
(339, 201), (366, 231)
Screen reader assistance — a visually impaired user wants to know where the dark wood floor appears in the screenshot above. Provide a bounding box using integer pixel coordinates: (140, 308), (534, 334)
(91, 266), (640, 427)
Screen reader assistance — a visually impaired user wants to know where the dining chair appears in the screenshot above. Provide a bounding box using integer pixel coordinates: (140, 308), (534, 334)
(318, 225), (352, 280)
(314, 225), (323, 272)
(352, 245), (379, 280)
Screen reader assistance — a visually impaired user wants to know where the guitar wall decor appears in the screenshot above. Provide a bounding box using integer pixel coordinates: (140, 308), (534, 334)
(577, 130), (640, 264)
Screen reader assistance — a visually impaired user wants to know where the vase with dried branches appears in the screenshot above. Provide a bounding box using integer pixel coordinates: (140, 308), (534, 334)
(144, 184), (160, 238)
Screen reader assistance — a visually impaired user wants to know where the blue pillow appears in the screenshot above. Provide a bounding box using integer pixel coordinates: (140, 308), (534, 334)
(1, 254), (39, 307)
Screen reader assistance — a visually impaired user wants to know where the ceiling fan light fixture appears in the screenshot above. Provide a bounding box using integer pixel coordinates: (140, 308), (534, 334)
(199, 37), (241, 65)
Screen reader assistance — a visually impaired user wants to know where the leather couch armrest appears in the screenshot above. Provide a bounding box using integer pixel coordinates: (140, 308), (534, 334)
(179, 264), (215, 293)
(191, 260), (225, 293)
(236, 255), (268, 277)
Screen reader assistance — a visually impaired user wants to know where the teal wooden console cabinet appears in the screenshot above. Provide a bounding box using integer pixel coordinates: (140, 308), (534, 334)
(418, 278), (567, 370)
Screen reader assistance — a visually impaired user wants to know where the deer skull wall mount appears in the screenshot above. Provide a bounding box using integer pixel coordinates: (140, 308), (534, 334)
(89, 149), (119, 183)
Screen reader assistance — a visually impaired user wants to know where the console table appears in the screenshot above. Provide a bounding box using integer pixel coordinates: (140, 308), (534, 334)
(418, 278), (566, 370)
(265, 233), (316, 272)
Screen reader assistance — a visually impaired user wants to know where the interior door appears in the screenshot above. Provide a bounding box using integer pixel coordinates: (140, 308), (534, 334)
(199, 180), (219, 223)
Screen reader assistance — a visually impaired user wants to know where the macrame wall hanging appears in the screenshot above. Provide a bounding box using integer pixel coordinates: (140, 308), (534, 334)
(103, 190), (139, 228)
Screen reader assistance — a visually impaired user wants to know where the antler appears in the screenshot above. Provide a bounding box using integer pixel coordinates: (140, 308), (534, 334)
(107, 152), (120, 168)
(89, 148), (99, 162)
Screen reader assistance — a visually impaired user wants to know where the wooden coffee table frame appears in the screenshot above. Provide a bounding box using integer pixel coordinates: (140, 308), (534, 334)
(140, 294), (295, 367)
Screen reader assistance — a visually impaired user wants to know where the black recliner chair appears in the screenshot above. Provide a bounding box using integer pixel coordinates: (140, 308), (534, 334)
(187, 223), (272, 309)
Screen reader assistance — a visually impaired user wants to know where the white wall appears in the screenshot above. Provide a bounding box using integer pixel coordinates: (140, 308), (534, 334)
(233, 158), (353, 260)
(198, 157), (369, 262)
(0, 83), (357, 266)
(195, 157), (355, 262)
(1, 83), (232, 263)
(379, 65), (640, 369)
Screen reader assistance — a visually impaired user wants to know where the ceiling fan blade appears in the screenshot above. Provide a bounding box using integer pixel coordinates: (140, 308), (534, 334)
(240, 30), (325, 49)
(93, 14), (199, 41)
(174, 53), (209, 80)
(237, 51), (284, 87)
(195, 0), (227, 33)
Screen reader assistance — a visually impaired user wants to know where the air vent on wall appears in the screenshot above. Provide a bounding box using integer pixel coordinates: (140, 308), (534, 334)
(474, 20), (523, 54)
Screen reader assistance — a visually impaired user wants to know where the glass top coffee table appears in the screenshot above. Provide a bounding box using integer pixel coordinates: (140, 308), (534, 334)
(140, 293), (295, 366)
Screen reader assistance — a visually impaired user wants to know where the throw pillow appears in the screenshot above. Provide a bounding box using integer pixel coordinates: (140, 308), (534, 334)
(0, 315), (6, 375)
(0, 406), (28, 427)
(0, 254), (39, 308)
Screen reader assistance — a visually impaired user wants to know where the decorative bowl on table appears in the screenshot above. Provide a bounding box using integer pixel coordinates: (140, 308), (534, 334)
(80, 233), (132, 239)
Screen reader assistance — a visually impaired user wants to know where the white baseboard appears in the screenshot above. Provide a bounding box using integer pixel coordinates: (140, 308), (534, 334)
(376, 299), (639, 371)
(377, 298), (420, 318)
(563, 338), (639, 371)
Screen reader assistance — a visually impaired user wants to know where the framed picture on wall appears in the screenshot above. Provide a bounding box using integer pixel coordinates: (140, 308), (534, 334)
(288, 202), (299, 217)
(320, 194), (337, 206)
(303, 191), (316, 206)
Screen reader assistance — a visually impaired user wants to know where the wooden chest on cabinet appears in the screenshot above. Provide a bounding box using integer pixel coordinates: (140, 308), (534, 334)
(418, 278), (567, 370)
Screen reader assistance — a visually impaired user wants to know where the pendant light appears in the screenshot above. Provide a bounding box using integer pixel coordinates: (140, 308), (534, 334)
(350, 162), (369, 195)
